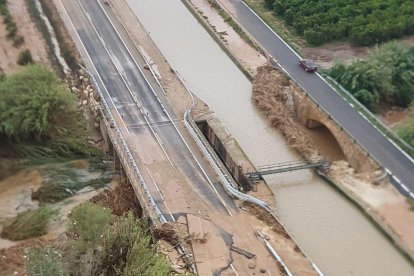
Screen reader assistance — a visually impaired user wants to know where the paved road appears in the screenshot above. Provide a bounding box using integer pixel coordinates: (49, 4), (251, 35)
(223, 0), (414, 192)
(62, 0), (239, 216)
(59, 1), (292, 274)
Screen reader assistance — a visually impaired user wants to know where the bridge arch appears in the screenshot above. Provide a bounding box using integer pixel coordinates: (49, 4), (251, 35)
(291, 86), (377, 172)
(304, 118), (346, 161)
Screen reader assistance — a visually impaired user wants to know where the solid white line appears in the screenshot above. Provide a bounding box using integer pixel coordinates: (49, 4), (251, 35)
(97, 0), (234, 216)
(146, 167), (176, 221)
(146, 168), (164, 200)
(229, 264), (239, 276)
(146, 169), (179, 221)
(239, 0), (414, 178)
(77, 0), (174, 166)
(57, 0), (130, 134)
(400, 183), (410, 193)
(239, 0), (301, 58)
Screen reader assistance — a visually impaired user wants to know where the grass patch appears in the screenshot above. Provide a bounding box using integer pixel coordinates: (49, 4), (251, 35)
(243, 0), (304, 53)
(107, 213), (172, 276)
(26, 246), (68, 276)
(1, 206), (56, 241)
(68, 202), (112, 252)
(207, 0), (259, 51)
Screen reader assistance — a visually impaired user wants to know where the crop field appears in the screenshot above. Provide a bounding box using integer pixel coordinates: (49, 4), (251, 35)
(264, 0), (414, 46)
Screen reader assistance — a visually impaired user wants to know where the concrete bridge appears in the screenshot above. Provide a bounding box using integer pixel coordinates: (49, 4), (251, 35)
(290, 83), (378, 172)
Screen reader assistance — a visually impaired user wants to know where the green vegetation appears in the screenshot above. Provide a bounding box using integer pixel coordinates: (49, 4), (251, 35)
(25, 203), (171, 276)
(32, 159), (112, 203)
(26, 246), (68, 276)
(398, 112), (414, 148)
(264, 0), (414, 46)
(0, 64), (100, 159)
(328, 42), (414, 111)
(244, 0), (303, 52)
(0, 0), (25, 47)
(17, 49), (34, 65)
(110, 213), (171, 276)
(1, 206), (56, 240)
(68, 202), (112, 252)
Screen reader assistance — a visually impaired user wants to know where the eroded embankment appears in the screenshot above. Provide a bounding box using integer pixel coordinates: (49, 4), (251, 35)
(252, 65), (414, 264)
(252, 66), (322, 162)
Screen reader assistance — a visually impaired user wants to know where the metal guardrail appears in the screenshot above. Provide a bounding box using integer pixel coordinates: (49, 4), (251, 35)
(325, 75), (414, 155)
(270, 58), (414, 200)
(82, 66), (195, 273)
(221, 0), (414, 198)
(176, 70), (270, 210)
(87, 70), (166, 223)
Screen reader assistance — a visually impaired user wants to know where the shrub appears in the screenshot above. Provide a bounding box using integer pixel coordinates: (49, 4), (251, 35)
(13, 35), (25, 47)
(68, 202), (112, 252)
(100, 213), (171, 276)
(0, 64), (99, 158)
(26, 246), (68, 276)
(17, 49), (33, 65)
(1, 207), (56, 240)
(328, 42), (414, 111)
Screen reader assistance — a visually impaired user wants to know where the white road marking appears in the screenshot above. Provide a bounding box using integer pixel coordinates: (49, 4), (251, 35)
(96, 0), (234, 216)
(77, 0), (174, 166)
(146, 167), (175, 221)
(57, 0), (130, 134)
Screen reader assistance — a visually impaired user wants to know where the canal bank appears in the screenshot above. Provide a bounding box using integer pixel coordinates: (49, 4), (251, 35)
(124, 0), (414, 275)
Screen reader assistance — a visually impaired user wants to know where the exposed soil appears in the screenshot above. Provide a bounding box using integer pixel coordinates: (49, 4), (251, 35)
(0, 0), (50, 73)
(329, 161), (414, 259)
(378, 107), (411, 129)
(0, 238), (48, 276)
(241, 202), (288, 239)
(39, 0), (81, 70)
(90, 177), (142, 217)
(304, 35), (414, 69)
(303, 43), (369, 69)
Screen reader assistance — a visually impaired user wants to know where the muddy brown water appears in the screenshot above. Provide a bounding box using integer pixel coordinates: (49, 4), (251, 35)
(127, 0), (414, 275)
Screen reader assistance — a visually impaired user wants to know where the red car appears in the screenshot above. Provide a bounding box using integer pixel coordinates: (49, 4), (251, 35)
(299, 59), (318, 72)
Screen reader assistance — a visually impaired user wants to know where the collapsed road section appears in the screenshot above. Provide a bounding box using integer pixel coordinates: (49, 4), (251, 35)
(53, 0), (320, 274)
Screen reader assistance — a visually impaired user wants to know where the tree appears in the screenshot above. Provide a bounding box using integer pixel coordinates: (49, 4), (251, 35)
(328, 42), (414, 111)
(0, 65), (78, 141)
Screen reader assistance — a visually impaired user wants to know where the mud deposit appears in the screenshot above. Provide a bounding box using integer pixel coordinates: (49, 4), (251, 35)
(0, 159), (112, 250)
